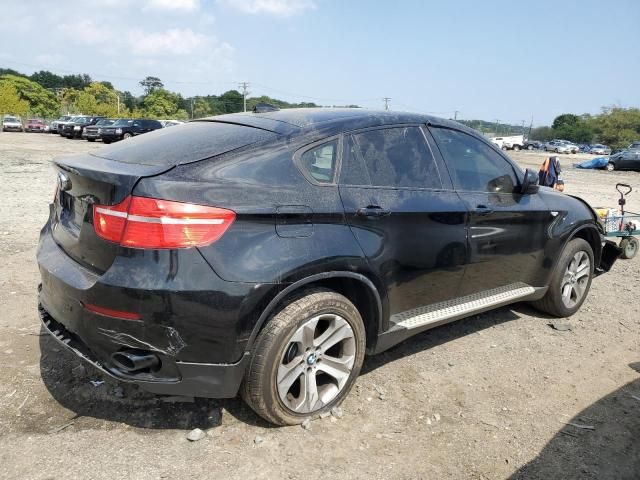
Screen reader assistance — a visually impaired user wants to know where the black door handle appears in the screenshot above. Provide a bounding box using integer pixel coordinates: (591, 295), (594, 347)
(356, 205), (391, 218)
(474, 205), (494, 216)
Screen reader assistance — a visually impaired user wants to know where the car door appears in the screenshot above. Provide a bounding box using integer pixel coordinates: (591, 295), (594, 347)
(429, 126), (554, 296)
(339, 125), (468, 316)
(618, 150), (639, 170)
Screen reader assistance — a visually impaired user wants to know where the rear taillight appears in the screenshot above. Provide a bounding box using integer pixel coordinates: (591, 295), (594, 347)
(93, 195), (235, 249)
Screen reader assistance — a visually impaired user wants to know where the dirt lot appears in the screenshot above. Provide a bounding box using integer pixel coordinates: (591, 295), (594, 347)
(0, 132), (638, 479)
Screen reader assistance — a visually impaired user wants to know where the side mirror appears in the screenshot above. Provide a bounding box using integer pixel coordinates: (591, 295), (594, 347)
(521, 168), (539, 194)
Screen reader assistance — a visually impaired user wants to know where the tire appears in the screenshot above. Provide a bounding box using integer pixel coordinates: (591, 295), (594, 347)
(528, 145), (534, 150)
(531, 238), (594, 317)
(501, 146), (508, 151)
(102, 140), (111, 144)
(87, 138), (95, 142)
(123, 132), (132, 139)
(242, 288), (366, 426)
(513, 145), (520, 151)
(606, 162), (615, 171)
(620, 237), (638, 260)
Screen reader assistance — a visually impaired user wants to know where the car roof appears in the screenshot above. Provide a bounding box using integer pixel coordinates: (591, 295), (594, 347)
(198, 108), (472, 137)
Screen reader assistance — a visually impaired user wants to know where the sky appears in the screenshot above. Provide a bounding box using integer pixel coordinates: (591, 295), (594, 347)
(0, 0), (638, 125)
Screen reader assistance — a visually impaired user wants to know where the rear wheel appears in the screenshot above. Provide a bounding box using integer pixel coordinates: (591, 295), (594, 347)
(532, 238), (594, 317)
(620, 237), (638, 260)
(528, 145), (534, 150)
(513, 145), (520, 151)
(242, 289), (366, 426)
(102, 139), (111, 144)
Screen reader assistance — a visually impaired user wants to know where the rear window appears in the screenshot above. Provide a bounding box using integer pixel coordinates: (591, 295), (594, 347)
(93, 121), (278, 166)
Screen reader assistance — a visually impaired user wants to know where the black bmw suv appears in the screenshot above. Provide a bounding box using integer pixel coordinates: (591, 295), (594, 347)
(37, 109), (619, 425)
(100, 118), (163, 144)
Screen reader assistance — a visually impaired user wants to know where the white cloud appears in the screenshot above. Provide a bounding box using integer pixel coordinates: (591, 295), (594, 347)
(145, 0), (200, 11)
(58, 20), (114, 45)
(128, 28), (208, 56)
(219, 0), (316, 17)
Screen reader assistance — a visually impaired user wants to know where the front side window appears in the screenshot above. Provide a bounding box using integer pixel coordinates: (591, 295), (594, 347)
(299, 140), (338, 183)
(431, 128), (519, 193)
(348, 127), (442, 189)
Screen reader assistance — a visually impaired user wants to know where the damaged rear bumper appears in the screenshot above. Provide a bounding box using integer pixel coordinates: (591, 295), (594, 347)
(39, 303), (248, 398)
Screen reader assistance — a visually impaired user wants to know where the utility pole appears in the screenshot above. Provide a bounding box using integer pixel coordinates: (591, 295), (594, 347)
(521, 120), (525, 135)
(528, 115), (533, 139)
(494, 119), (500, 135)
(383, 97), (391, 111)
(191, 97), (194, 119)
(116, 94), (120, 115)
(454, 110), (459, 121)
(238, 82), (250, 112)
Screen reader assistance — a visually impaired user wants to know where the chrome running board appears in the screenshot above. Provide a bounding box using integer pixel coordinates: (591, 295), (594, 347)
(391, 283), (536, 330)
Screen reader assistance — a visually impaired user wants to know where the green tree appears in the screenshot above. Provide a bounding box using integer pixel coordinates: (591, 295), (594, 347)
(30, 70), (64, 89)
(140, 76), (164, 95)
(71, 82), (124, 117)
(0, 74), (60, 117)
(530, 126), (554, 141)
(217, 89), (244, 113)
(62, 74), (92, 90)
(0, 82), (29, 117)
(141, 88), (183, 118)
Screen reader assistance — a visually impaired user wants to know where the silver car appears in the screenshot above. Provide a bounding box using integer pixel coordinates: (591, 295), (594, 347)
(590, 144), (611, 155)
(545, 140), (572, 154)
(2, 116), (24, 132)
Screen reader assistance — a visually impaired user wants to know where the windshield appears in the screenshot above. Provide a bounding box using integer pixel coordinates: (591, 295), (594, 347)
(75, 117), (90, 124)
(96, 119), (114, 126)
(4, 117), (18, 123)
(112, 119), (134, 126)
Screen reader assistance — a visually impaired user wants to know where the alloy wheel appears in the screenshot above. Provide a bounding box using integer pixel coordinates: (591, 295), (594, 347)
(560, 251), (591, 309)
(277, 313), (356, 414)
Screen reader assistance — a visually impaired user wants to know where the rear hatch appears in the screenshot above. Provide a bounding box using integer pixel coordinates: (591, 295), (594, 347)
(50, 121), (278, 272)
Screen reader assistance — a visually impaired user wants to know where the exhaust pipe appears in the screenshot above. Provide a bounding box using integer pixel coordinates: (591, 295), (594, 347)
(111, 350), (160, 373)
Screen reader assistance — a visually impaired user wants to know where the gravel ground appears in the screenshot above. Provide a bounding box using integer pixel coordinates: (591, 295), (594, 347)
(0, 132), (638, 480)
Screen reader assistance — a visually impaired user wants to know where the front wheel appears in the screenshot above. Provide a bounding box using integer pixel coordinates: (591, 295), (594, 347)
(513, 145), (520, 151)
(606, 162), (615, 171)
(102, 139), (111, 144)
(123, 132), (132, 139)
(620, 237), (638, 260)
(528, 145), (534, 150)
(531, 238), (594, 317)
(242, 289), (366, 426)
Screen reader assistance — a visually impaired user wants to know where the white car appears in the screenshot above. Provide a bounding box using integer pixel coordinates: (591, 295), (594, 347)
(2, 116), (23, 132)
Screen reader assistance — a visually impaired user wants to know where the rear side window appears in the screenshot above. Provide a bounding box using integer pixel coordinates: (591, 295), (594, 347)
(348, 127), (442, 189)
(299, 140), (338, 184)
(431, 128), (520, 193)
(93, 121), (277, 166)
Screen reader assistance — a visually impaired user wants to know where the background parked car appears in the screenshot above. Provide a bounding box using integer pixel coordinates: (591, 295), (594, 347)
(49, 115), (72, 134)
(57, 116), (80, 136)
(590, 144), (611, 155)
(100, 118), (163, 144)
(160, 119), (184, 128)
(61, 116), (106, 139)
(25, 118), (47, 133)
(523, 140), (544, 150)
(2, 115), (24, 132)
(83, 118), (115, 142)
(545, 140), (572, 153)
(607, 149), (640, 171)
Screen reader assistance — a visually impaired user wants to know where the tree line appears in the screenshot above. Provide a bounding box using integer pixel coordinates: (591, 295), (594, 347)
(1, 67), (638, 149)
(0, 68), (322, 121)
